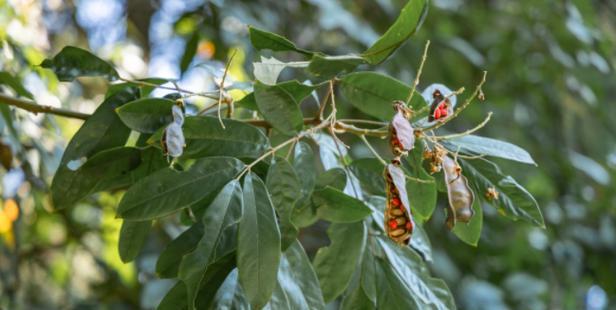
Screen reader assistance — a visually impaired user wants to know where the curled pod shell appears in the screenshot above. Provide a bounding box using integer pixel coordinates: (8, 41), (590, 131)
(442, 155), (474, 229)
(164, 122), (185, 158)
(389, 103), (415, 156)
(384, 163), (415, 244)
(421, 84), (457, 123)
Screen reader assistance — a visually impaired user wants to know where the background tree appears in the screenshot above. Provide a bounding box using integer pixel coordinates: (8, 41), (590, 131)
(0, 0), (614, 309)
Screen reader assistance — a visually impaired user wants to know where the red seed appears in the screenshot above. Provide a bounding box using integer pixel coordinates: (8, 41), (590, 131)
(389, 219), (398, 229)
(391, 197), (401, 207)
(434, 108), (442, 119)
(406, 221), (413, 231)
(441, 108), (448, 117)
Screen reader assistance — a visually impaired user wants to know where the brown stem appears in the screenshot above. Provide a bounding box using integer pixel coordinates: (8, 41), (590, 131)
(0, 93), (90, 120)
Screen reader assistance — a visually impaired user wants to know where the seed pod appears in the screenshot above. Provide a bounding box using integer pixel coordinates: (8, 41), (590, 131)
(389, 103), (415, 156)
(442, 155), (474, 229)
(422, 84), (457, 123)
(384, 163), (414, 244)
(162, 104), (186, 158)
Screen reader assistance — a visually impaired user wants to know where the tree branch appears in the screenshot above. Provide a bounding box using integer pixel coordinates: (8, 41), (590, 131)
(0, 93), (90, 120)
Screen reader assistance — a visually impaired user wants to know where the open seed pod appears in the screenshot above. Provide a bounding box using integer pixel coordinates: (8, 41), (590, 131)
(384, 163), (415, 244)
(161, 104), (186, 158)
(442, 155), (474, 229)
(389, 102), (415, 156)
(421, 83), (457, 123)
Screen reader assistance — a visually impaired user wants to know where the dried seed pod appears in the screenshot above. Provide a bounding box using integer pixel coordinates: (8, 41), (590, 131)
(485, 187), (499, 201)
(442, 155), (474, 229)
(422, 84), (457, 123)
(389, 102), (415, 156)
(384, 163), (414, 244)
(162, 104), (186, 158)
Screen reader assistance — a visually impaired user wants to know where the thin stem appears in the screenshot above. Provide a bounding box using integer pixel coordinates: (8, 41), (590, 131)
(434, 112), (492, 140)
(406, 40), (430, 105)
(359, 135), (387, 165)
(216, 49), (237, 129)
(337, 119), (388, 126)
(334, 121), (388, 137)
(118, 77), (219, 100)
(0, 93), (89, 120)
(316, 82), (333, 121)
(235, 116), (333, 180)
(422, 71), (487, 132)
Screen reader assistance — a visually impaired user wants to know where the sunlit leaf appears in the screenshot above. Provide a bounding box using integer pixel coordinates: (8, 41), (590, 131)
(362, 0), (429, 64)
(339, 72), (425, 120)
(116, 98), (175, 133)
(178, 180), (243, 308)
(41, 46), (119, 81)
(443, 135), (536, 165)
(254, 81), (304, 135)
(117, 157), (244, 220)
(238, 173), (281, 309)
(248, 26), (313, 55)
(313, 186), (372, 223)
(460, 158), (544, 227)
(118, 220), (151, 263)
(51, 88), (139, 210)
(313, 221), (366, 302)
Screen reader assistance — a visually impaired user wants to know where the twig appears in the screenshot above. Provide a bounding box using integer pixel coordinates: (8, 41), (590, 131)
(334, 122), (388, 137)
(316, 82), (333, 121)
(405, 174), (435, 184)
(422, 71), (487, 132)
(118, 78), (219, 100)
(235, 116), (333, 180)
(406, 40), (430, 105)
(359, 135), (387, 165)
(337, 119), (388, 126)
(0, 93), (89, 120)
(216, 50), (237, 129)
(434, 112), (492, 140)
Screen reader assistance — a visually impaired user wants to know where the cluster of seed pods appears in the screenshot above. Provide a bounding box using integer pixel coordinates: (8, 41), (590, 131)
(384, 101), (416, 245)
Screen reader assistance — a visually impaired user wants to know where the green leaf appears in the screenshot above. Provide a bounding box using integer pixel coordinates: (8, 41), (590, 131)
(41, 46), (119, 81)
(193, 253), (237, 309)
(307, 54), (365, 79)
(237, 80), (320, 110)
(254, 82), (304, 135)
(238, 173), (281, 309)
(266, 159), (301, 250)
(51, 88), (139, 210)
(313, 186), (372, 223)
(157, 223), (204, 278)
(117, 157), (244, 220)
(248, 26), (313, 55)
(460, 158), (545, 227)
(181, 30), (200, 73)
(452, 198), (483, 246)
(410, 223), (433, 262)
(444, 135), (536, 165)
(339, 72), (425, 120)
(350, 158), (386, 195)
(118, 220), (152, 263)
(157, 282), (188, 310)
(0, 71), (34, 99)
(376, 237), (455, 309)
(362, 0), (429, 64)
(267, 241), (325, 309)
(315, 167), (347, 191)
(116, 98), (175, 133)
(148, 116), (270, 158)
(178, 180), (243, 308)
(313, 222), (366, 302)
(403, 143), (437, 220)
(51, 147), (141, 209)
(290, 142), (319, 228)
(210, 270), (250, 309)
